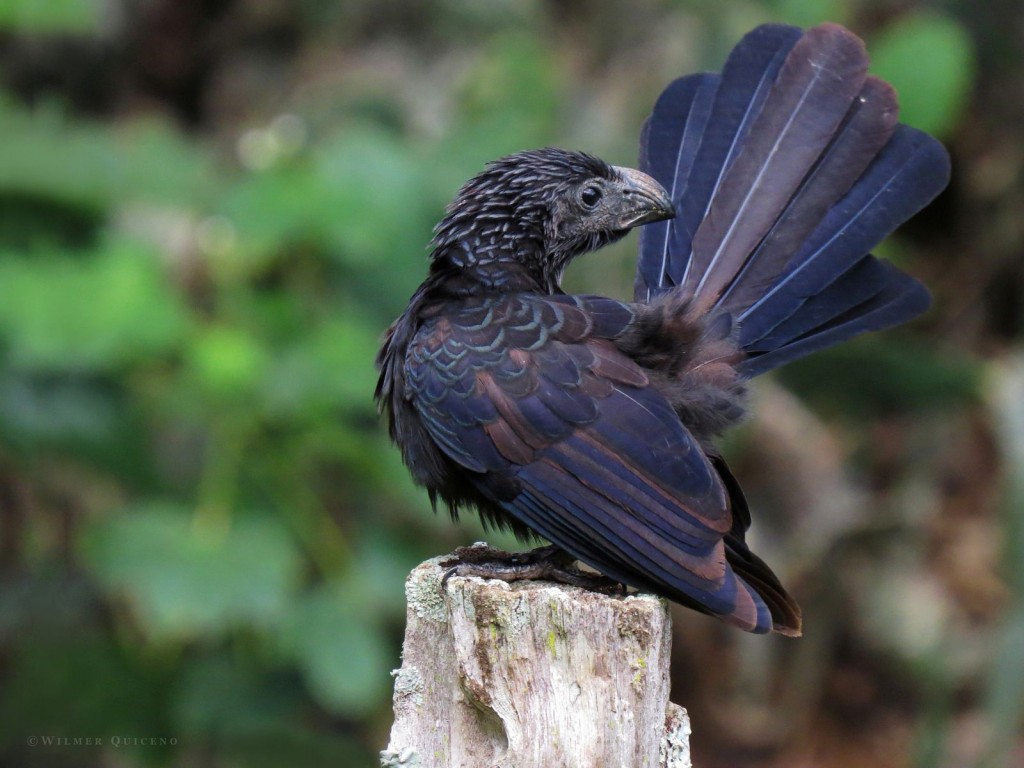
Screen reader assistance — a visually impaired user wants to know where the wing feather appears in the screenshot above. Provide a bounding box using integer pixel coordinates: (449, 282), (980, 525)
(408, 294), (798, 633)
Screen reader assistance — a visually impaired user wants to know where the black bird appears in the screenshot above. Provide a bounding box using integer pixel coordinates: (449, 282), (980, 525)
(376, 23), (950, 635)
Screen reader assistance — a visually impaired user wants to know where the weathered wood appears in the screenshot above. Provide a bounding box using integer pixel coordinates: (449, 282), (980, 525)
(381, 550), (691, 768)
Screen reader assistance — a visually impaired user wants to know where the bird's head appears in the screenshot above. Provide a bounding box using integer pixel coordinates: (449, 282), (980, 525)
(431, 148), (675, 290)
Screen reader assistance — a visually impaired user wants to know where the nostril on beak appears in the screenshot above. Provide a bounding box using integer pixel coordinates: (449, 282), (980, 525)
(610, 166), (675, 226)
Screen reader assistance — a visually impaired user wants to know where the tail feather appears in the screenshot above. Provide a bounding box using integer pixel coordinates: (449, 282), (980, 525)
(737, 124), (950, 346)
(637, 24), (802, 301)
(745, 255), (890, 351)
(634, 22), (950, 376)
(739, 258), (930, 377)
(686, 24), (870, 308)
(717, 76), (898, 314)
(727, 546), (802, 636)
(637, 73), (720, 297)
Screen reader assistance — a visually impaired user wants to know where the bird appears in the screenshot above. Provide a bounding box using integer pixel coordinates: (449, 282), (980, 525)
(375, 22), (950, 635)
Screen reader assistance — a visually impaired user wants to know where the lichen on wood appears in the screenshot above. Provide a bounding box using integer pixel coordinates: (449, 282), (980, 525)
(381, 551), (692, 767)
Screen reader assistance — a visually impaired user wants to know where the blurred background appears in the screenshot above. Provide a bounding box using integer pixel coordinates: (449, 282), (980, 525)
(0, 0), (1021, 766)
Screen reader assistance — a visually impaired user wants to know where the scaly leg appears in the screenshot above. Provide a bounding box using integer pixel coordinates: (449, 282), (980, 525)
(441, 543), (627, 594)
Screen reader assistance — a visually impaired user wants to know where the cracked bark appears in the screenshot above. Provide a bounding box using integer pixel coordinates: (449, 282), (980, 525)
(381, 552), (692, 768)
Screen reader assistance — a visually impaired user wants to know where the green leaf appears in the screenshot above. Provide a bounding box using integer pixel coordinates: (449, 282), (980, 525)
(869, 13), (974, 136)
(0, 0), (102, 33)
(220, 126), (430, 273)
(314, 128), (429, 266)
(80, 503), (303, 640)
(0, 96), (217, 208)
(435, 34), (560, 179)
(171, 654), (371, 764)
(777, 336), (981, 418)
(187, 325), (271, 399)
(0, 373), (121, 449)
(172, 655), (372, 765)
(172, 654), (301, 736)
(769, 0), (849, 28)
(276, 581), (393, 715)
(344, 528), (419, 618)
(261, 315), (381, 420)
(0, 240), (189, 371)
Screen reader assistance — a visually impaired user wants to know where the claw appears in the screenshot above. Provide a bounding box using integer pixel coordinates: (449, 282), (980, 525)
(440, 544), (627, 595)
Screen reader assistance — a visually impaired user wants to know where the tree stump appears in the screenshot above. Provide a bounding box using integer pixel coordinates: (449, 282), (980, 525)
(381, 550), (692, 768)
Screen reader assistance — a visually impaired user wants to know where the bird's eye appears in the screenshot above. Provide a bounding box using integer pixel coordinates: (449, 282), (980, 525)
(580, 185), (603, 209)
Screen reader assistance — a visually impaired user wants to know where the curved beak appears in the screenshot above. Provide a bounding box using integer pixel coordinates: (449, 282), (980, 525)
(612, 166), (676, 228)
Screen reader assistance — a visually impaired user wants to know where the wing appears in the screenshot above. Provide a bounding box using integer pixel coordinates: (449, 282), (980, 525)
(407, 294), (800, 634)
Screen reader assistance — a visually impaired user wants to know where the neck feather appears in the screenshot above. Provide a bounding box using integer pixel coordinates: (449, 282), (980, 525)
(429, 200), (562, 293)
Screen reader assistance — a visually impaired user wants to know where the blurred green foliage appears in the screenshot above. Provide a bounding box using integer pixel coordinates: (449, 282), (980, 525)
(0, 1), (1019, 767)
(0, 0), (102, 34)
(0, 4), (563, 764)
(869, 12), (975, 135)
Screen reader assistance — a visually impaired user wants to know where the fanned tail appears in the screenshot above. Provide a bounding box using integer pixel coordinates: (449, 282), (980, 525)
(636, 22), (950, 376)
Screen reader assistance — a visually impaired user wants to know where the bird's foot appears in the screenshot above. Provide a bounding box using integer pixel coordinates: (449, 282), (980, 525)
(440, 543), (626, 595)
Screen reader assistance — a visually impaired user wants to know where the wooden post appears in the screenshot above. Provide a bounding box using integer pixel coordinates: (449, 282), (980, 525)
(381, 551), (692, 768)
